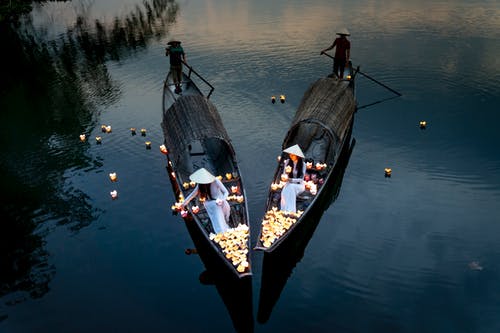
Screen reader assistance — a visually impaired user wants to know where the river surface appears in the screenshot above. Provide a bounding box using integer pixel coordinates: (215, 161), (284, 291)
(1, 0), (500, 332)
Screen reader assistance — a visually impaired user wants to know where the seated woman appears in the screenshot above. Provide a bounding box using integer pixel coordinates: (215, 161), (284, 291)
(182, 168), (230, 234)
(280, 144), (306, 213)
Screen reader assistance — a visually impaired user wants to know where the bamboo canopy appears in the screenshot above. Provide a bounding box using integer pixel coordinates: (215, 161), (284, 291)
(161, 95), (233, 177)
(288, 77), (356, 148)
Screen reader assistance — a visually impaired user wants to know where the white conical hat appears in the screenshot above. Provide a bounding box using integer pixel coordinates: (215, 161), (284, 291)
(189, 168), (215, 184)
(283, 144), (305, 158)
(336, 28), (350, 36)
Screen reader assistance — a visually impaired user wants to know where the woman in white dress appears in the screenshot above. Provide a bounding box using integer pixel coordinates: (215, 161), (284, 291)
(280, 144), (306, 213)
(182, 168), (231, 234)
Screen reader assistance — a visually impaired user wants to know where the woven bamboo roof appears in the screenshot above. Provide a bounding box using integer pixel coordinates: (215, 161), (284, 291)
(291, 77), (356, 143)
(161, 95), (231, 167)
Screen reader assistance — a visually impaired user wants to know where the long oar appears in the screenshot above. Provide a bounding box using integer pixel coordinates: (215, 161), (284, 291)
(321, 52), (402, 97)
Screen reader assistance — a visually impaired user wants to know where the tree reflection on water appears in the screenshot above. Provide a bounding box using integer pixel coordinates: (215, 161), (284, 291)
(0, 0), (178, 304)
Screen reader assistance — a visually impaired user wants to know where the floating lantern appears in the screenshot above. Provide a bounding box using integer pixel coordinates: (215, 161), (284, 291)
(226, 173), (232, 180)
(130, 127), (136, 135)
(419, 121), (427, 129)
(145, 141), (152, 149)
(384, 168), (392, 177)
(271, 96), (276, 104)
(141, 128), (147, 136)
(95, 136), (102, 144)
(182, 182), (190, 189)
(231, 186), (239, 194)
(280, 94), (286, 103)
(101, 125), (107, 132)
(109, 172), (117, 182)
(192, 205), (200, 214)
(105, 126), (112, 133)
(79, 134), (86, 142)
(110, 190), (118, 199)
(159, 144), (168, 154)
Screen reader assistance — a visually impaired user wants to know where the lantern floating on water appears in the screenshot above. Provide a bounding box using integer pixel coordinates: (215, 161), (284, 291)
(145, 141), (152, 149)
(95, 136), (102, 144)
(79, 134), (86, 142)
(141, 128), (147, 136)
(280, 95), (286, 103)
(109, 172), (117, 182)
(110, 190), (118, 199)
(101, 125), (107, 132)
(160, 144), (168, 154)
(419, 121), (427, 129)
(192, 205), (200, 214)
(130, 127), (136, 135)
(384, 168), (392, 177)
(271, 96), (276, 104)
(105, 126), (112, 133)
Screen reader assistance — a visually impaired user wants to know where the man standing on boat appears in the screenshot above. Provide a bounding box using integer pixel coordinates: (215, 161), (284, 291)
(320, 28), (351, 78)
(165, 40), (187, 94)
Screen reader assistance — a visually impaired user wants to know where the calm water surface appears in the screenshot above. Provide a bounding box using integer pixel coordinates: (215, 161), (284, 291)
(1, 0), (499, 332)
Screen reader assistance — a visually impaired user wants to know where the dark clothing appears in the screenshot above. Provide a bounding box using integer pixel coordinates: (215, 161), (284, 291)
(332, 37), (350, 78)
(333, 37), (350, 60)
(168, 46), (185, 66)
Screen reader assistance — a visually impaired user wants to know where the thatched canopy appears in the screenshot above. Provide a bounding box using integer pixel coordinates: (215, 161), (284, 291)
(290, 77), (355, 143)
(161, 95), (233, 173)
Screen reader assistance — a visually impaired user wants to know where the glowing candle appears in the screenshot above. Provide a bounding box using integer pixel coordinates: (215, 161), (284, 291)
(145, 141), (152, 149)
(384, 168), (392, 177)
(79, 134), (86, 142)
(130, 127), (136, 135)
(105, 126), (112, 133)
(110, 190), (118, 199)
(271, 96), (276, 104)
(109, 172), (117, 182)
(141, 128), (147, 136)
(95, 136), (102, 144)
(280, 95), (286, 103)
(419, 121), (427, 129)
(101, 125), (107, 132)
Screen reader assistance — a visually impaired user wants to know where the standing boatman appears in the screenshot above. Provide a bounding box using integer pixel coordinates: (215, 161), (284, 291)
(166, 40), (187, 94)
(320, 28), (351, 78)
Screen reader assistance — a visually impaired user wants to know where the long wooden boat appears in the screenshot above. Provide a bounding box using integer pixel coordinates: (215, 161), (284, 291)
(161, 64), (252, 278)
(254, 65), (358, 252)
(257, 135), (355, 323)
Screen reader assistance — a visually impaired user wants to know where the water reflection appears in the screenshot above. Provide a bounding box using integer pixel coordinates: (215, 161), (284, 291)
(257, 132), (355, 324)
(184, 217), (254, 333)
(0, 0), (178, 303)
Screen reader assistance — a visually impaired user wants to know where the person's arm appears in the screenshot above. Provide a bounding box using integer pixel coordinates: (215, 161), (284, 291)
(182, 185), (199, 207)
(215, 178), (229, 200)
(320, 40), (336, 54)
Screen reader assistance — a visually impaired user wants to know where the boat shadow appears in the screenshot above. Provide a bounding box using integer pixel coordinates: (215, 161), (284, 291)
(257, 133), (356, 324)
(183, 217), (254, 333)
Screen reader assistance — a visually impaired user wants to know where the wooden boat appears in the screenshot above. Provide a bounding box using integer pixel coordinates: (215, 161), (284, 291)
(257, 135), (355, 323)
(254, 65), (358, 252)
(161, 64), (252, 278)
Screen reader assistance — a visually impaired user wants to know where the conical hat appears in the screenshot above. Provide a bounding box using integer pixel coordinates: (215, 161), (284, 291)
(189, 168), (215, 184)
(336, 28), (350, 36)
(283, 144), (305, 158)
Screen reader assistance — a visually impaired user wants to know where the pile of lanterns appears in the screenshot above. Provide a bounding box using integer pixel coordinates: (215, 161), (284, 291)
(210, 224), (250, 273)
(260, 207), (303, 248)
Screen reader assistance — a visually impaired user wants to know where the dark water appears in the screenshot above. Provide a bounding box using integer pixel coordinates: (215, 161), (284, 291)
(1, 0), (499, 332)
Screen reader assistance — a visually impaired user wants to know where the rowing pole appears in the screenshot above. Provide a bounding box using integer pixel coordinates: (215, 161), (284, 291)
(321, 53), (402, 97)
